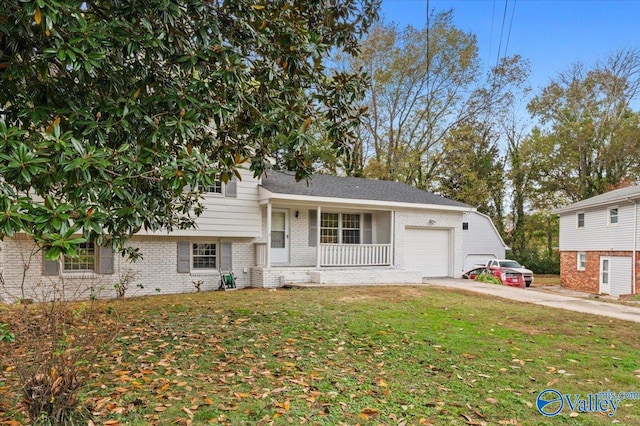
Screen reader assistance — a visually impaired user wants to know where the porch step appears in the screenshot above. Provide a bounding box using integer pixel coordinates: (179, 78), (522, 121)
(310, 268), (422, 285)
(278, 271), (313, 287)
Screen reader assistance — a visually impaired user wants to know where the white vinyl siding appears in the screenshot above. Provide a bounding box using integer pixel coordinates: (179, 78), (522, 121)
(461, 212), (507, 271)
(140, 168), (261, 237)
(558, 204), (636, 251)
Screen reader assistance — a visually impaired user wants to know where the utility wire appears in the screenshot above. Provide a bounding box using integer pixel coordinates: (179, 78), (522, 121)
(495, 0), (509, 68)
(504, 0), (517, 60)
(489, 0), (497, 69)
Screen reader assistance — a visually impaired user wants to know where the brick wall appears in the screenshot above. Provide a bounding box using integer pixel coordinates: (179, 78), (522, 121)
(560, 250), (637, 294)
(0, 235), (255, 302)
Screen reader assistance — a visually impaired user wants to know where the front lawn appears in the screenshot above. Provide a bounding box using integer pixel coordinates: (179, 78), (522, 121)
(1, 286), (639, 425)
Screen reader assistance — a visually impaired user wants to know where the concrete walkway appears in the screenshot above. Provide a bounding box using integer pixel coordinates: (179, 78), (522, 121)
(424, 278), (640, 323)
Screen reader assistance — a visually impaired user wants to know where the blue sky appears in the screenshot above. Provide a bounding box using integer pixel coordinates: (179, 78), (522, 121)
(380, 0), (640, 93)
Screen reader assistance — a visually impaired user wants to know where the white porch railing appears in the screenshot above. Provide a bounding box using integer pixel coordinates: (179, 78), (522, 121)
(320, 244), (392, 267)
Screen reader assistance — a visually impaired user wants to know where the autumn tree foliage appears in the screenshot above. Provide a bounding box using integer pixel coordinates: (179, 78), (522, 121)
(527, 49), (640, 203)
(0, 0), (379, 257)
(339, 11), (528, 189)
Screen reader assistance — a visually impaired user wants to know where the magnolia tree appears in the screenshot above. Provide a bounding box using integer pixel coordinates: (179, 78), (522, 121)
(0, 0), (379, 258)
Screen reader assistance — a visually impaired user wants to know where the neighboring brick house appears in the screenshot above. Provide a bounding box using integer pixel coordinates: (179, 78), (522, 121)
(554, 185), (640, 297)
(0, 170), (474, 302)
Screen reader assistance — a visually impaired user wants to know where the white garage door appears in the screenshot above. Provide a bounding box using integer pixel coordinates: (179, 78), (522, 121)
(404, 228), (450, 277)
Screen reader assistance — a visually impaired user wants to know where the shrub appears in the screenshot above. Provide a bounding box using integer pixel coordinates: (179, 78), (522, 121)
(475, 272), (502, 285)
(6, 300), (110, 425)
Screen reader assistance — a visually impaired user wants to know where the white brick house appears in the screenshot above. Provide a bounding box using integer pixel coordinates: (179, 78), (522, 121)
(0, 170), (473, 301)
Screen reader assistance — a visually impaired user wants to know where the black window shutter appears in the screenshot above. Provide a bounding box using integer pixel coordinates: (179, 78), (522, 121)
(225, 177), (237, 198)
(220, 242), (232, 270)
(98, 247), (114, 274)
(177, 241), (191, 273)
(363, 213), (373, 244)
(42, 251), (60, 275)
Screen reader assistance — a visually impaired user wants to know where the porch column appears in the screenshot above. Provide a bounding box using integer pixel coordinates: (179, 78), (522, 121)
(266, 203), (272, 268)
(316, 205), (321, 268)
(390, 210), (395, 267)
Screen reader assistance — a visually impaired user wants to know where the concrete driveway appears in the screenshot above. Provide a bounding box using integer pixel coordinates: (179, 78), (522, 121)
(424, 278), (640, 323)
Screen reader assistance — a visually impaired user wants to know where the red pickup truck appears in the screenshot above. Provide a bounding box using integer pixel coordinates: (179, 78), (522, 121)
(462, 266), (525, 288)
(485, 259), (534, 287)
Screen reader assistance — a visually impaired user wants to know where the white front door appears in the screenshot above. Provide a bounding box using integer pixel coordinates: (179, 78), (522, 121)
(599, 257), (610, 295)
(270, 209), (289, 264)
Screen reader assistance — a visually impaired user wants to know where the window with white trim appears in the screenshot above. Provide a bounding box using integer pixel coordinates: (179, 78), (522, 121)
(63, 242), (95, 271)
(192, 243), (216, 269)
(577, 252), (586, 271)
(341, 213), (361, 244)
(577, 212), (585, 228)
(203, 176), (223, 194)
(320, 212), (361, 244)
(320, 212), (339, 244)
(609, 207), (619, 225)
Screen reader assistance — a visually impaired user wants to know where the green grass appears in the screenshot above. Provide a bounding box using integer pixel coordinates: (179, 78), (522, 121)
(532, 275), (561, 286)
(1, 286), (639, 425)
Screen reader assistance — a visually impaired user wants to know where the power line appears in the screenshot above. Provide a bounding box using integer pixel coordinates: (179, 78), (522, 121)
(504, 0), (517, 60)
(495, 0), (509, 68)
(489, 0), (497, 68)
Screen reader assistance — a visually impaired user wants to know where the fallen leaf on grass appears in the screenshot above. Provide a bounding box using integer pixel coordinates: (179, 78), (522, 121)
(486, 398), (498, 404)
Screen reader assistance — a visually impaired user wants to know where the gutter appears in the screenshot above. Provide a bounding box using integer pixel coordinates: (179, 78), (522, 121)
(628, 197), (638, 295)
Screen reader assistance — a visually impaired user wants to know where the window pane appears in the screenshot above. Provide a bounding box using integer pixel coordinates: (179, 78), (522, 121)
(321, 213), (339, 244)
(192, 243), (216, 269)
(577, 213), (585, 227)
(63, 242), (95, 271)
(271, 231), (285, 248)
(272, 212), (285, 230)
(342, 213), (360, 229)
(342, 229), (360, 244)
(610, 208), (618, 224)
(204, 175), (223, 194)
(341, 214), (360, 244)
(320, 229), (338, 244)
(321, 213), (339, 228)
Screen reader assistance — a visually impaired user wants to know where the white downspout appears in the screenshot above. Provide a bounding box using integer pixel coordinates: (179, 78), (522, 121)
(624, 197), (637, 295)
(634, 200), (638, 294)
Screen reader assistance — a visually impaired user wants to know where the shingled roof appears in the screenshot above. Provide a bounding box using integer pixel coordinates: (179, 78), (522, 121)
(260, 170), (471, 209)
(554, 185), (640, 214)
